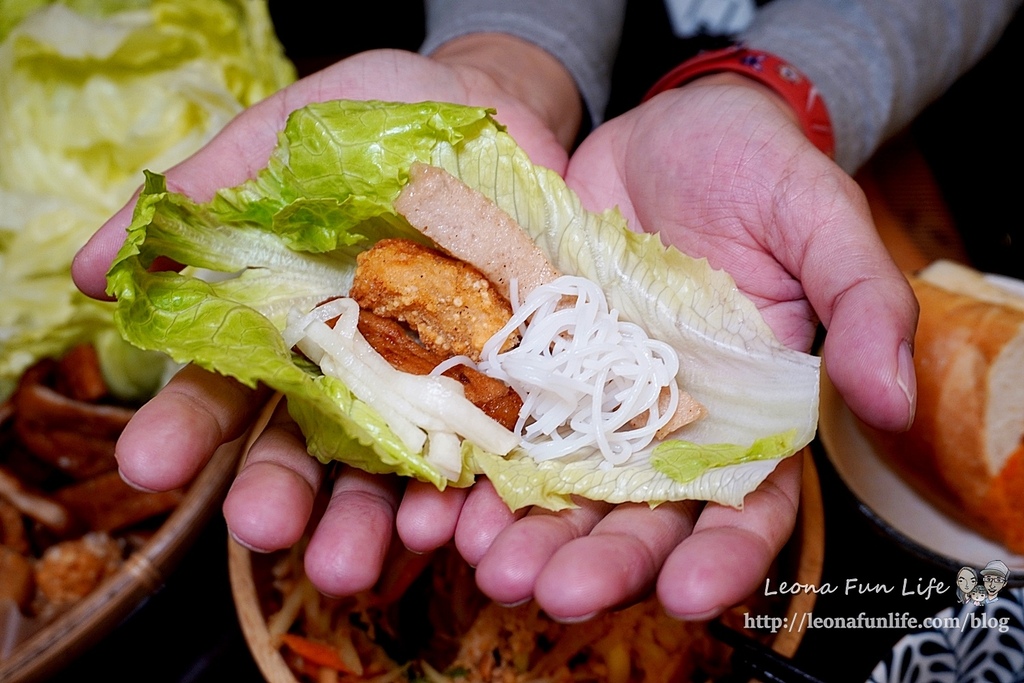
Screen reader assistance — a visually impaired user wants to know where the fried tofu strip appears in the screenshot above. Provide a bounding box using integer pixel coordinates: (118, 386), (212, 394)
(0, 498), (30, 554)
(53, 471), (184, 533)
(351, 238), (516, 361)
(394, 162), (561, 301)
(356, 311), (523, 431)
(13, 360), (133, 479)
(0, 546), (34, 610)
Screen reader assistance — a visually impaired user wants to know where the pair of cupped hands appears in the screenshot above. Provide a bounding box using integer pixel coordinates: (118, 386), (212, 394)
(71, 35), (918, 623)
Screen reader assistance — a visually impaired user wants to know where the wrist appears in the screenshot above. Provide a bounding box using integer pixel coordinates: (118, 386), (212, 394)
(686, 71), (799, 125)
(645, 46), (834, 158)
(431, 33), (583, 149)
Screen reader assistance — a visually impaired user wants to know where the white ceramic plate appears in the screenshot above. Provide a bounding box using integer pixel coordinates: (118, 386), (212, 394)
(867, 588), (1024, 683)
(817, 373), (1024, 572)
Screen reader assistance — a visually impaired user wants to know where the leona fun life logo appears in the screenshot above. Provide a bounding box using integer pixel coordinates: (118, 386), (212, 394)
(955, 560), (1009, 606)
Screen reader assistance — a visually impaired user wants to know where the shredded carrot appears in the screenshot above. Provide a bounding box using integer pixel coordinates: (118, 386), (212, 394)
(281, 633), (361, 674)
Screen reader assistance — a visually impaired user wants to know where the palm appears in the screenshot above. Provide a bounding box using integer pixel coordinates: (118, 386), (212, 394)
(567, 83), (837, 351)
(453, 85), (838, 621)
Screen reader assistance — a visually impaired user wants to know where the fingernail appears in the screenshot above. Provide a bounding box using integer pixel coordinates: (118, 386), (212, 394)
(227, 529), (271, 554)
(496, 597), (532, 608)
(548, 610), (600, 624)
(117, 469), (158, 493)
(664, 607), (722, 622)
(896, 340), (917, 431)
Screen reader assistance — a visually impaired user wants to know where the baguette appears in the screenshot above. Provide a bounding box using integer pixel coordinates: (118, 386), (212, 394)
(865, 260), (1024, 553)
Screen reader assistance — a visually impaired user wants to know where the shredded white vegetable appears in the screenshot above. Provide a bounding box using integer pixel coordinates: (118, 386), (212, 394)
(282, 275), (682, 474)
(282, 299), (519, 480)
(478, 276), (680, 466)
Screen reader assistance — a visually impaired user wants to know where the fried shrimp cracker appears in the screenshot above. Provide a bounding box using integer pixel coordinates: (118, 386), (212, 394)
(395, 163), (561, 301)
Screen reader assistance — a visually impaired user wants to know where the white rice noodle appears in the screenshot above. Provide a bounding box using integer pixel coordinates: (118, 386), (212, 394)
(478, 276), (680, 466)
(430, 354), (477, 377)
(283, 299), (519, 475)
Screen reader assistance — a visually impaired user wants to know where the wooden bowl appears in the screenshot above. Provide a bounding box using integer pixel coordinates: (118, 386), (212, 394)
(771, 448), (825, 658)
(0, 433), (248, 683)
(230, 448), (825, 681)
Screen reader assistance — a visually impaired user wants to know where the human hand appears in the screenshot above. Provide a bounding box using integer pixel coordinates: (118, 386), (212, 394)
(567, 73), (918, 432)
(453, 73), (918, 621)
(71, 37), (581, 595)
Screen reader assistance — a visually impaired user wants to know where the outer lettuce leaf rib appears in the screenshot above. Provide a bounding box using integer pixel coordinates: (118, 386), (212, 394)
(107, 100), (820, 510)
(468, 446), (786, 511)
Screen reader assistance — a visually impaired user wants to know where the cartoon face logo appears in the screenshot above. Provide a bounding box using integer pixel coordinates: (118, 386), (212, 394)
(980, 560), (1009, 602)
(957, 567), (977, 593)
(958, 560), (1011, 605)
(956, 566), (979, 604)
(984, 573), (1007, 593)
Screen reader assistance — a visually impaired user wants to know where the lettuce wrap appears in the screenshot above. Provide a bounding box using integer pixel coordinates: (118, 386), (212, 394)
(106, 100), (820, 511)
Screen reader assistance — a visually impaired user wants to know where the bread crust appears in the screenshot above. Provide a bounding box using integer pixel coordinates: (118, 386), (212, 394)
(863, 263), (1024, 553)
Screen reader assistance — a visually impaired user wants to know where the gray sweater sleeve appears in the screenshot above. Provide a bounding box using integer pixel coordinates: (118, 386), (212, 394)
(739, 0), (1022, 172)
(419, 0), (626, 127)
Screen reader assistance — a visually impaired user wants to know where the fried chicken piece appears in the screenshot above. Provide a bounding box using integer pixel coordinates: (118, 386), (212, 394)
(475, 392), (525, 434)
(34, 532), (123, 608)
(357, 311), (523, 430)
(351, 238), (517, 361)
(355, 309), (451, 377)
(0, 497), (30, 555)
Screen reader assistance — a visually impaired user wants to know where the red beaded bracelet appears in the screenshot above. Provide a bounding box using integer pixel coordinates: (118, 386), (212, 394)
(643, 46), (835, 158)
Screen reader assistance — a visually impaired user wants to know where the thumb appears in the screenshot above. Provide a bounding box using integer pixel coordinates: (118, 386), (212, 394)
(797, 190), (919, 433)
(820, 270), (919, 432)
(760, 145), (919, 433)
(72, 199), (137, 300)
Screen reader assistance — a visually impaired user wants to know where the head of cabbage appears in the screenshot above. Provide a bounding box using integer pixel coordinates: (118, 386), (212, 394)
(0, 0), (295, 400)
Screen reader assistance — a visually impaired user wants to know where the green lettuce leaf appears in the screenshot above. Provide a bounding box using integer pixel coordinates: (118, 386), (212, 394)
(107, 100), (820, 508)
